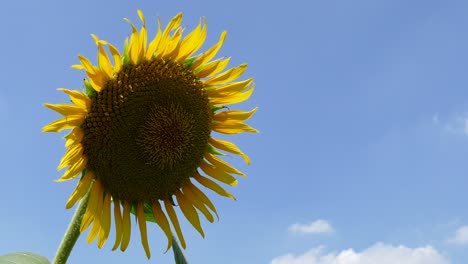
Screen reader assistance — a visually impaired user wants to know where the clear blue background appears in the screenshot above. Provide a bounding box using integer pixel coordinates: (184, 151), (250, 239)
(1, 0), (468, 263)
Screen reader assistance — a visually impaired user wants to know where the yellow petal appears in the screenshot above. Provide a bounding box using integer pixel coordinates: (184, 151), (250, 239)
(200, 160), (238, 186)
(164, 28), (183, 59)
(86, 70), (108, 92)
(65, 128), (84, 148)
(164, 199), (186, 249)
(106, 43), (122, 73)
(209, 138), (250, 164)
(78, 55), (97, 75)
(137, 203), (151, 259)
(57, 88), (92, 109)
(186, 180), (219, 219)
(57, 155), (88, 182)
(193, 173), (236, 200)
(152, 202), (173, 252)
(175, 190), (204, 238)
(210, 85), (255, 105)
(207, 78), (253, 97)
(157, 13), (183, 58)
(71, 64), (85, 70)
(137, 10), (148, 57)
(124, 18), (141, 64)
(112, 198), (123, 251)
(44, 103), (87, 117)
(87, 182), (104, 244)
(213, 107), (258, 122)
(181, 185), (214, 223)
(212, 120), (258, 134)
(120, 201), (131, 251)
(66, 171), (94, 209)
(192, 31), (227, 70)
(204, 63), (247, 86)
(196, 57), (230, 79)
(80, 180), (102, 232)
(205, 153), (245, 177)
(146, 17), (162, 60)
(177, 18), (206, 61)
(98, 192), (111, 248)
(58, 144), (83, 170)
(91, 34), (113, 79)
(42, 115), (85, 133)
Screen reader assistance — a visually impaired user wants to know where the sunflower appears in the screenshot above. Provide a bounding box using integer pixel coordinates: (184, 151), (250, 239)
(43, 10), (256, 259)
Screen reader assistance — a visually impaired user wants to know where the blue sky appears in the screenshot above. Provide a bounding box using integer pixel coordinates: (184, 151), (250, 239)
(2, 0), (468, 263)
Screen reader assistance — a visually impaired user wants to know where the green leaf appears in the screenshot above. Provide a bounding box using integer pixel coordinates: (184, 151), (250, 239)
(129, 203), (156, 223)
(0, 252), (50, 264)
(172, 235), (188, 264)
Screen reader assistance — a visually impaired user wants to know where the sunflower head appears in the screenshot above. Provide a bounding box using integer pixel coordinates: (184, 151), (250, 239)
(43, 10), (256, 258)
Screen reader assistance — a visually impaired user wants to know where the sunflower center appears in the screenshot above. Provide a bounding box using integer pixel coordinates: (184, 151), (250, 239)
(81, 59), (212, 203)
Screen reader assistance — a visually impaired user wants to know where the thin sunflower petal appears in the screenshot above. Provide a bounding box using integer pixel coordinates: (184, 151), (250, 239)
(209, 85), (255, 105)
(209, 138), (251, 164)
(181, 185), (214, 223)
(146, 17), (162, 59)
(120, 201), (132, 251)
(87, 181), (104, 243)
(212, 121), (258, 134)
(152, 202), (173, 252)
(124, 18), (141, 64)
(57, 143), (83, 170)
(164, 199), (186, 249)
(205, 153), (245, 177)
(44, 103), (87, 117)
(192, 31), (227, 70)
(193, 173), (236, 200)
(106, 43), (122, 73)
(112, 198), (123, 251)
(78, 55), (98, 75)
(80, 179), (102, 232)
(157, 13), (183, 58)
(137, 10), (148, 57)
(175, 190), (205, 237)
(177, 18), (206, 61)
(204, 63), (247, 86)
(165, 28), (183, 59)
(186, 181), (219, 219)
(137, 203), (151, 259)
(57, 156), (88, 182)
(207, 78), (253, 97)
(91, 34), (113, 79)
(66, 171), (94, 209)
(98, 192), (112, 248)
(42, 115), (85, 133)
(57, 88), (92, 108)
(65, 128), (84, 148)
(213, 107), (258, 123)
(196, 57), (230, 79)
(200, 160), (238, 186)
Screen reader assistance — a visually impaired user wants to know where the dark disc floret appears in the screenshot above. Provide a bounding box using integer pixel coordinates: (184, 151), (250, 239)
(81, 59), (212, 203)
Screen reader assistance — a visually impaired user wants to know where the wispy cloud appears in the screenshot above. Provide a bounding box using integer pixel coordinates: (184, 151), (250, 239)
(432, 112), (468, 135)
(288, 219), (334, 235)
(447, 226), (468, 245)
(271, 243), (449, 264)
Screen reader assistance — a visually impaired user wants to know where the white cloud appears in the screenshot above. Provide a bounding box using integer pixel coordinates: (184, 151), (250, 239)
(289, 220), (334, 235)
(432, 113), (468, 135)
(447, 226), (468, 245)
(271, 243), (449, 264)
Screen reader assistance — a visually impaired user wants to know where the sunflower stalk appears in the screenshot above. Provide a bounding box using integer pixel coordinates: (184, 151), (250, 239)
(172, 235), (189, 264)
(52, 181), (93, 264)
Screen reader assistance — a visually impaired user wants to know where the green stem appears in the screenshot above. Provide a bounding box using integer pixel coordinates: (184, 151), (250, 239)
(52, 184), (92, 264)
(172, 234), (189, 264)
